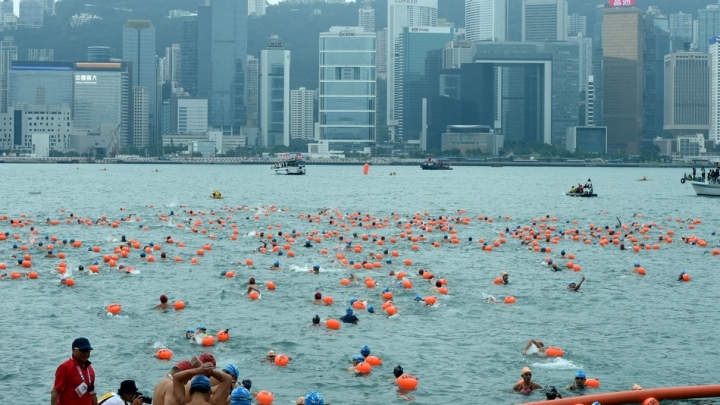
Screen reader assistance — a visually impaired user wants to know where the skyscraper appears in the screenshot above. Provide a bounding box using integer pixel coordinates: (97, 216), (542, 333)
(87, 46), (110, 62)
(710, 39), (720, 144)
(179, 15), (197, 96)
(248, 0), (266, 18)
(359, 2), (374, 33)
(465, 0), (506, 42)
(197, 0), (248, 129)
(0, 37), (18, 113)
(246, 55), (259, 129)
(443, 41), (475, 69)
(643, 7), (669, 141)
(290, 87), (314, 141)
(387, 0), (437, 141)
(698, 5), (720, 53)
(669, 12), (693, 43)
(165, 44), (181, 84)
(376, 28), (387, 78)
(1, 1), (13, 24)
(592, 4), (603, 126)
(122, 20), (157, 144)
(664, 52), (709, 137)
(319, 26), (376, 151)
(133, 86), (149, 147)
(603, 6), (643, 155)
(567, 13), (587, 37)
(260, 35), (290, 147)
(18, 0), (43, 27)
(522, 0), (567, 42)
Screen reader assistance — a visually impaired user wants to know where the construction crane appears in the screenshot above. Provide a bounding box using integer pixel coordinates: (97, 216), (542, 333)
(109, 123), (121, 157)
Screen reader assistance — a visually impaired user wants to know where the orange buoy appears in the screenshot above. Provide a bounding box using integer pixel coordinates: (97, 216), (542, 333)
(396, 271), (406, 279)
(682, 273), (690, 281)
(173, 301), (185, 310)
(323, 296), (334, 305)
(266, 281), (276, 290)
(365, 279), (376, 288)
(438, 287), (448, 294)
(274, 354), (289, 367)
(355, 362), (371, 374)
(217, 330), (230, 342)
(637, 267), (646, 275)
(326, 318), (341, 329)
(202, 335), (215, 346)
(382, 291), (393, 300)
(10, 271), (21, 279)
(585, 378), (600, 388)
(545, 347), (564, 357)
(21, 260), (31, 268)
(642, 398), (659, 405)
(504, 296), (516, 304)
(107, 303), (122, 315)
(363, 163), (369, 175)
(402, 279), (412, 289)
(424, 296), (437, 305)
(89, 265), (100, 273)
(397, 374), (418, 390)
(257, 391), (274, 405)
(352, 300), (366, 310)
(156, 348), (173, 360)
(225, 271), (235, 277)
(65, 278), (75, 286)
(249, 291), (260, 300)
(245, 259), (254, 266)
(28, 271), (38, 279)
(340, 278), (351, 286)
(404, 259), (412, 266)
(493, 277), (502, 284)
(365, 355), (382, 366)
(385, 306), (398, 315)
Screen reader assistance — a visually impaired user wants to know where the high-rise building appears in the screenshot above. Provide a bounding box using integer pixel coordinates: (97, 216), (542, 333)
(603, 6), (643, 155)
(567, 36), (592, 92)
(664, 52), (709, 137)
(165, 44), (181, 84)
(698, 5), (720, 53)
(643, 7), (670, 141)
(170, 97), (208, 134)
(248, 0), (266, 17)
(197, 0), (248, 129)
(74, 62), (132, 147)
(586, 75), (595, 126)
(179, 15), (197, 97)
(710, 39), (720, 144)
(669, 12), (693, 44)
(522, 0), (567, 42)
(465, 0), (506, 42)
(133, 86), (149, 147)
(44, 0), (54, 15)
(290, 87), (314, 140)
(246, 55), (259, 129)
(122, 20), (157, 143)
(28, 48), (53, 61)
(376, 28), (387, 78)
(15, 104), (72, 153)
(359, 3), (374, 33)
(399, 26), (454, 141)
(259, 35), (290, 147)
(567, 13), (586, 37)
(319, 26), (376, 151)
(19, 0), (43, 27)
(592, 5), (603, 126)
(9, 61), (74, 107)
(87, 46), (110, 62)
(0, 37), (17, 113)
(387, 0), (437, 140)
(443, 40), (474, 69)
(1, 1), (13, 24)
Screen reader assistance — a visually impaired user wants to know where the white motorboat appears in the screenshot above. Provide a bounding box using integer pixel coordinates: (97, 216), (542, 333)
(690, 181), (720, 196)
(272, 155), (306, 175)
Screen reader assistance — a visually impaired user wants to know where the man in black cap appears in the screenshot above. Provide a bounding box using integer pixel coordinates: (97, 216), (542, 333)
(51, 337), (97, 405)
(97, 381), (145, 405)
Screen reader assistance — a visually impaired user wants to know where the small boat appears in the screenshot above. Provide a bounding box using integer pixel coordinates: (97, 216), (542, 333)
(690, 181), (720, 197)
(565, 191), (597, 197)
(211, 190), (223, 199)
(420, 156), (452, 170)
(272, 154), (306, 175)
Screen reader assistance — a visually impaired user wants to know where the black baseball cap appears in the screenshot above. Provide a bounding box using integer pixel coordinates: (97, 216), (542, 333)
(118, 380), (138, 396)
(72, 337), (93, 351)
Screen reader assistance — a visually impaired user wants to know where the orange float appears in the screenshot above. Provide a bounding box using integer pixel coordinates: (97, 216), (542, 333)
(10, 272), (21, 279)
(585, 379), (600, 388)
(352, 300), (366, 310)
(106, 303), (122, 315)
(202, 335), (215, 346)
(340, 278), (351, 286)
(257, 391), (274, 405)
(365, 355), (382, 366)
(424, 296), (437, 305)
(326, 319), (340, 329)
(402, 279), (412, 289)
(225, 271), (235, 278)
(156, 348), (173, 360)
(266, 281), (276, 290)
(249, 291), (260, 300)
(65, 278), (75, 286)
(28, 271), (38, 279)
(274, 354), (289, 367)
(397, 374), (419, 390)
(173, 301), (185, 310)
(545, 347), (563, 357)
(493, 277), (502, 284)
(504, 296), (516, 304)
(245, 259), (254, 266)
(355, 362), (371, 373)
(438, 287), (448, 294)
(385, 306), (398, 315)
(323, 296), (334, 305)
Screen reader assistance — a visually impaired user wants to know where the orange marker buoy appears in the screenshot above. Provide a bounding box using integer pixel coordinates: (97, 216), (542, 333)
(585, 378), (600, 388)
(397, 374), (418, 390)
(257, 391), (274, 405)
(438, 287), (448, 294)
(363, 163), (369, 175)
(352, 300), (366, 310)
(355, 362), (371, 374)
(404, 259), (412, 266)
(682, 273), (691, 282)
(249, 291), (260, 300)
(402, 279), (412, 289)
(225, 271), (235, 278)
(28, 271), (38, 279)
(274, 354), (289, 366)
(493, 277), (502, 284)
(217, 330), (230, 342)
(642, 398), (659, 405)
(424, 296), (437, 305)
(340, 278), (351, 286)
(173, 301), (185, 310)
(545, 347), (563, 357)
(323, 296), (334, 305)
(326, 319), (341, 329)
(637, 267), (646, 275)
(10, 271), (21, 279)
(202, 335), (215, 346)
(156, 348), (173, 360)
(365, 279), (376, 288)
(266, 281), (276, 290)
(504, 296), (516, 304)
(382, 291), (393, 300)
(365, 355), (382, 366)
(64, 278), (75, 286)
(385, 306), (398, 315)
(107, 303), (122, 315)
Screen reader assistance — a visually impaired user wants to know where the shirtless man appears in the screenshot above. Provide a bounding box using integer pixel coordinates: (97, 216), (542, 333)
(152, 360), (194, 405)
(156, 295), (170, 310)
(171, 362), (232, 405)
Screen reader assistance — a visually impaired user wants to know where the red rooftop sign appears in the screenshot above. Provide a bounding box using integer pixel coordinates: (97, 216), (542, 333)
(609, 0), (634, 6)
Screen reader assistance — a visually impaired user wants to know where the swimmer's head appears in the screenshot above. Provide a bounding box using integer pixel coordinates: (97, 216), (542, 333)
(367, 305), (375, 313)
(160, 294), (168, 304)
(249, 277), (255, 284)
(230, 386), (252, 405)
(545, 386), (559, 400)
(414, 295), (422, 302)
(349, 297), (357, 305)
(314, 292), (322, 300)
(418, 269), (424, 275)
(267, 350), (276, 359)
(435, 280), (442, 287)
(576, 370), (586, 379)
(360, 345), (370, 356)
(304, 391), (324, 405)
(393, 365), (404, 378)
(353, 354), (365, 364)
(537, 341), (544, 347)
(568, 282), (576, 287)
(521, 366), (532, 376)
(382, 287), (390, 293)
(161, 252), (166, 258)
(274, 261), (279, 267)
(222, 364), (240, 381)
(312, 315), (320, 324)
(190, 376), (211, 394)
(241, 379), (252, 390)
(313, 264), (320, 270)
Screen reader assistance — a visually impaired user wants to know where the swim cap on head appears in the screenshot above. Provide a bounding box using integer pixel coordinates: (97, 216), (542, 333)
(140, 252), (146, 257)
(382, 287), (390, 293)
(561, 250), (566, 254)
(274, 261), (279, 266)
(634, 262), (640, 267)
(199, 352), (216, 367)
(386, 259), (392, 264)
(220, 270), (227, 276)
(521, 366), (532, 375)
(367, 305), (375, 313)
(353, 354), (365, 363)
(160, 295), (168, 303)
(592, 402), (601, 405)
(568, 282), (575, 286)
(197, 324), (206, 330)
(414, 295), (422, 302)
(241, 379), (252, 390)
(576, 370), (586, 379)
(313, 264), (320, 269)
(360, 345), (370, 356)
(223, 364), (240, 380)
(315, 292), (322, 299)
(393, 365), (404, 377)
(537, 341), (544, 347)
(48, 250), (53, 254)
(229, 387), (252, 405)
(38, 241), (43, 246)
(190, 376), (211, 392)
(249, 277), (255, 284)
(349, 297), (357, 304)
(349, 260), (354, 264)
(346, 307), (353, 314)
(304, 391), (324, 405)
(187, 329), (195, 333)
(312, 315), (320, 324)
(175, 360), (193, 371)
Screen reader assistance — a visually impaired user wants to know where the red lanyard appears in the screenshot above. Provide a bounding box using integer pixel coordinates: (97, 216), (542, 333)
(75, 364), (89, 384)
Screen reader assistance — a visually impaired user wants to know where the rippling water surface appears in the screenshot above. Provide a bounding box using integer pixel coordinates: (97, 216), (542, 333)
(0, 163), (718, 404)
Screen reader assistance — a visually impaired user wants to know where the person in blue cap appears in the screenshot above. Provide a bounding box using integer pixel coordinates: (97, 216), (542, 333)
(269, 261), (281, 270)
(296, 391), (327, 405)
(545, 385), (562, 400)
(172, 362), (233, 405)
(560, 250), (566, 257)
(194, 325), (208, 341)
(309, 264), (320, 274)
(347, 354), (365, 372)
(567, 276), (585, 291)
(216, 364), (240, 387)
(367, 305), (375, 313)
(229, 386), (252, 405)
(360, 345), (370, 357)
(567, 370), (588, 390)
(340, 307), (359, 324)
(185, 329), (195, 339)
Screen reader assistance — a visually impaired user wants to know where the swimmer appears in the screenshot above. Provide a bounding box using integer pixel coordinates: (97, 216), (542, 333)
(312, 315), (321, 326)
(185, 329), (195, 339)
(486, 296), (502, 303)
(567, 276), (585, 291)
(631, 384), (643, 390)
(171, 362), (232, 405)
(247, 278), (260, 293)
(295, 391), (329, 405)
(45, 250), (56, 258)
(309, 264), (320, 274)
(261, 350), (276, 362)
(312, 292), (323, 305)
(155, 294), (170, 310)
(194, 325), (208, 341)
(545, 386), (562, 400)
(349, 273), (359, 282)
(347, 354), (365, 372)
(513, 366), (542, 394)
(303, 240), (313, 248)
(522, 339), (546, 356)
(549, 261), (560, 272)
(269, 260), (281, 270)
(340, 307), (359, 324)
(430, 280), (442, 292)
(501, 271), (508, 284)
(567, 370), (590, 390)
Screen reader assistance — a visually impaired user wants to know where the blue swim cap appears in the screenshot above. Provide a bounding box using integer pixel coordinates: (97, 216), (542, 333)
(223, 364), (240, 380)
(382, 287), (390, 293)
(197, 324), (205, 330)
(278, 251), (283, 256)
(353, 354), (365, 363)
(140, 252), (146, 257)
(87, 247), (92, 251)
(220, 270), (227, 276)
(229, 387), (252, 405)
(548, 259), (553, 264)
(149, 242), (155, 246)
(274, 261), (279, 266)
(634, 262), (640, 267)
(313, 264), (320, 269)
(271, 238), (277, 242)
(62, 239), (67, 244)
(414, 295), (422, 302)
(187, 329), (195, 333)
(576, 370), (586, 378)
(304, 391), (324, 405)
(190, 375), (211, 391)
(443, 234), (448, 239)
(349, 260), (354, 264)
(38, 241), (43, 246)
(349, 297), (357, 304)
(367, 305), (375, 313)
(386, 259), (392, 264)
(48, 250), (53, 254)
(561, 250), (566, 254)
(45, 235), (49, 239)
(346, 307), (353, 314)
(592, 402), (601, 405)
(361, 345), (371, 356)
(70, 239), (75, 243)
(568, 282), (575, 286)
(680, 271), (686, 275)
(12, 244), (17, 248)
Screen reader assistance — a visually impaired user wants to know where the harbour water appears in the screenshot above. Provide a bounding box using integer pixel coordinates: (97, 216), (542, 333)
(0, 163), (718, 404)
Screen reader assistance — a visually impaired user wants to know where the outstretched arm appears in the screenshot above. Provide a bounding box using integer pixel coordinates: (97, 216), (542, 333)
(172, 365), (206, 405)
(522, 340), (535, 355)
